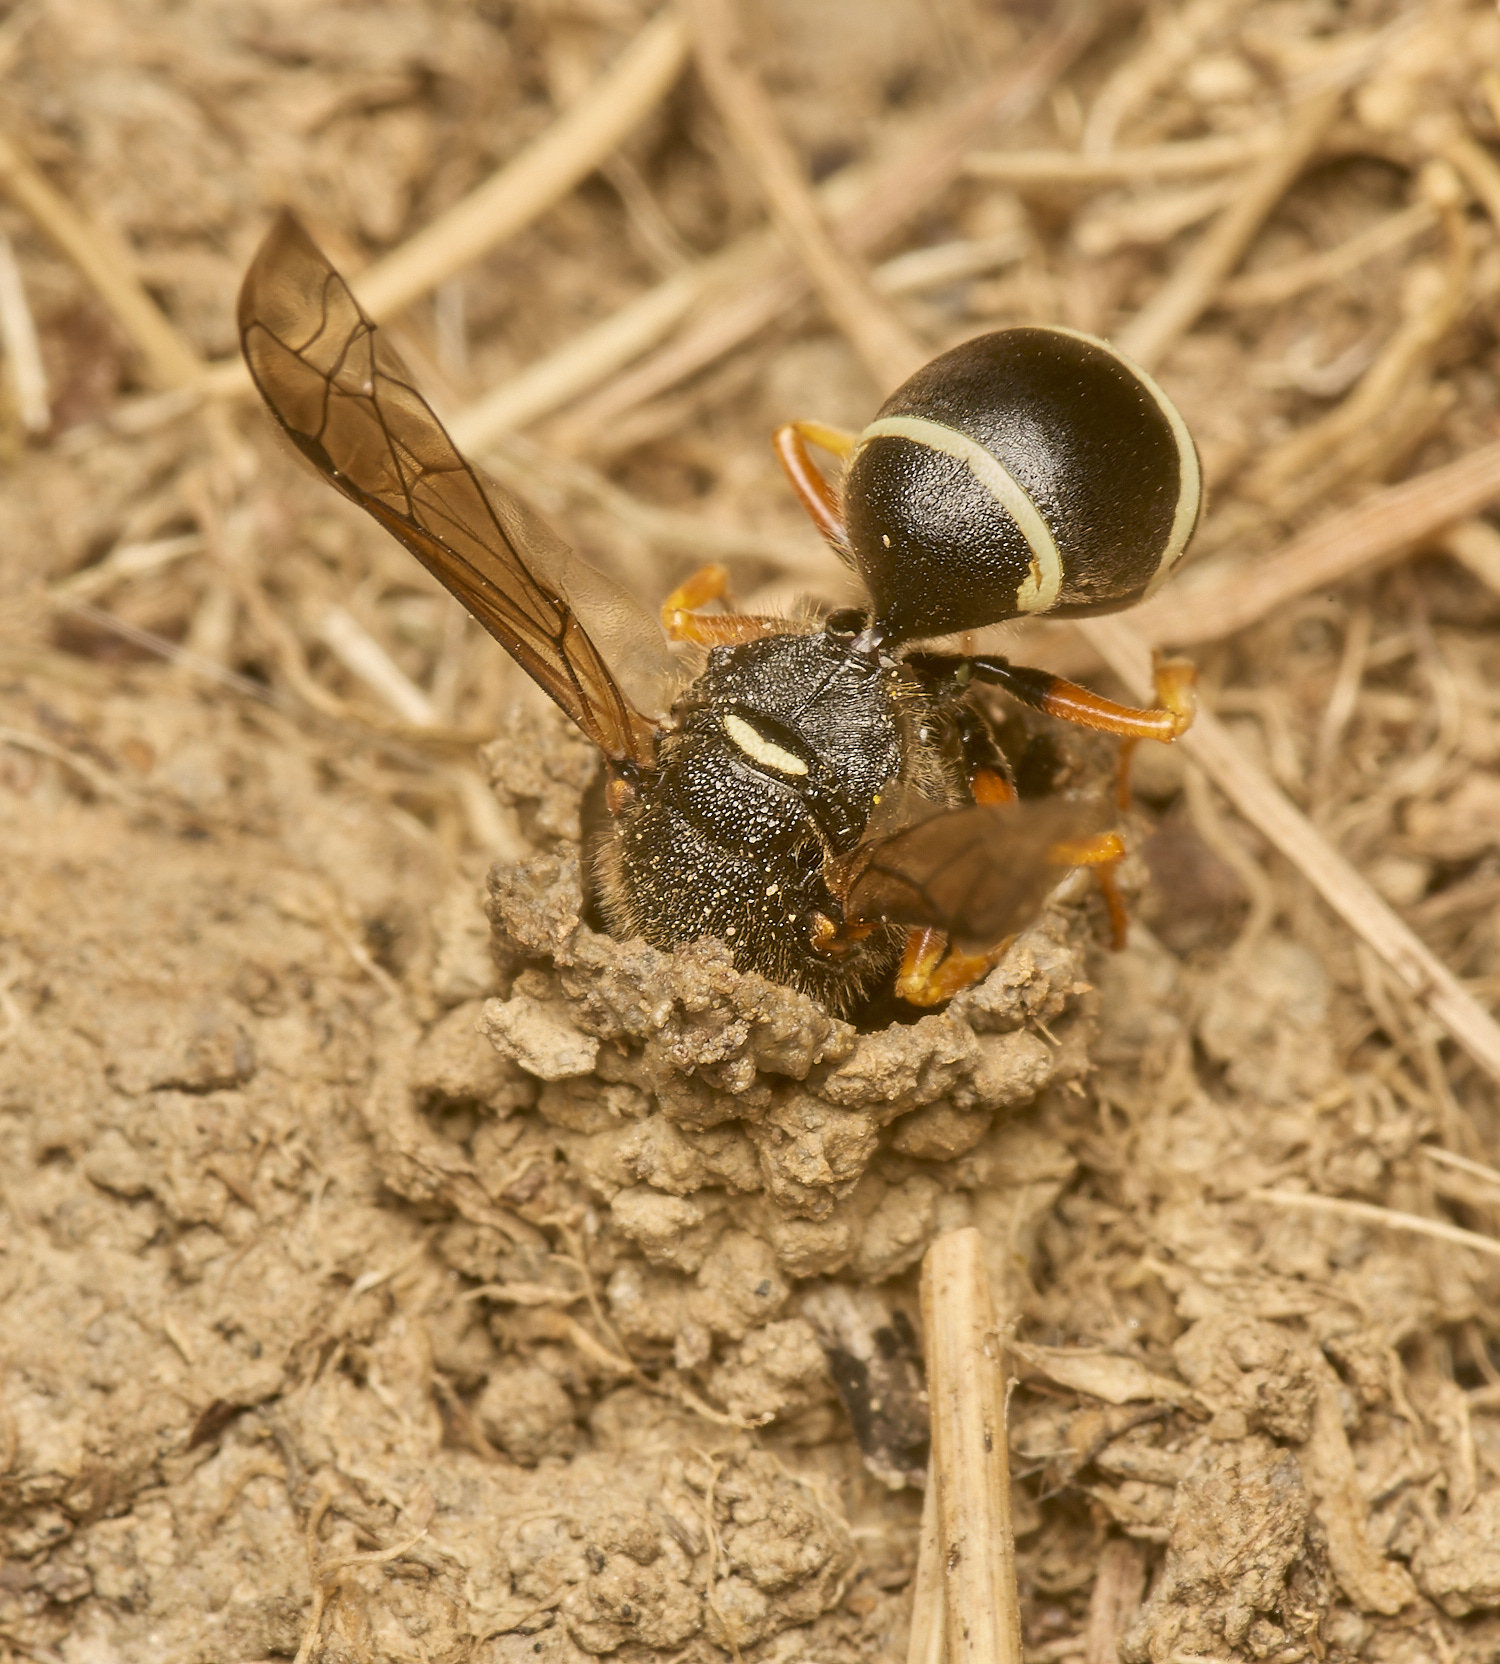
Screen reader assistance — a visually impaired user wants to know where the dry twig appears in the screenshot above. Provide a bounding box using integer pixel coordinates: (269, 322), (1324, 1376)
(1115, 84), (1345, 369)
(1081, 614), (1500, 1088)
(201, 10), (690, 401)
(919, 1227), (1022, 1664)
(905, 1463), (944, 1664)
(0, 228), (48, 431)
(360, 10), (688, 322)
(1127, 438), (1500, 647)
(685, 0), (922, 391)
(0, 128), (202, 389)
(1250, 1188), (1500, 1265)
(548, 4), (1094, 449)
(966, 125), (1280, 184)
(1218, 199), (1437, 309)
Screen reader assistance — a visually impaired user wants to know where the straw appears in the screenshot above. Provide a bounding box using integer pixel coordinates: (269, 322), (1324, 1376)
(1080, 614), (1500, 1089)
(919, 1227), (1023, 1664)
(0, 128), (203, 389)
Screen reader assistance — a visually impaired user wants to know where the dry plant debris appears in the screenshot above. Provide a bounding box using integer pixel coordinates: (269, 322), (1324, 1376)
(2, 1), (1500, 1662)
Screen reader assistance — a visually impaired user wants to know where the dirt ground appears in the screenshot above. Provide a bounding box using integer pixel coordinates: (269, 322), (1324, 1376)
(3, 0), (1500, 1660)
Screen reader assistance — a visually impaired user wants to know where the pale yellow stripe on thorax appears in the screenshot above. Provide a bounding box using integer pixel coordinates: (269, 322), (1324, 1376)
(723, 711), (808, 776)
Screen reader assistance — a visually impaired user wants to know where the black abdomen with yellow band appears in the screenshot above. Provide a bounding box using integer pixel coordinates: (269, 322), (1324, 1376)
(842, 327), (1202, 643)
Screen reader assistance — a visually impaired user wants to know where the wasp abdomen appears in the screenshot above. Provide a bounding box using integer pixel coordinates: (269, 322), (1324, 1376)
(844, 326), (1201, 643)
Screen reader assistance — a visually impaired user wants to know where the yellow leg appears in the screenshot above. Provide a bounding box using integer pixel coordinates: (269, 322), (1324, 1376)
(660, 562), (732, 624)
(1150, 652), (1198, 739)
(1049, 829), (1129, 949)
(895, 927), (1006, 1007)
(660, 562), (781, 646)
(895, 828), (1130, 1004)
(792, 419), (858, 459)
(1049, 830), (1126, 869)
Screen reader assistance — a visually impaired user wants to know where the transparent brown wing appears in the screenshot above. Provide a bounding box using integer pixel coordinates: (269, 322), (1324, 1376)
(840, 797), (1111, 952)
(237, 209), (663, 767)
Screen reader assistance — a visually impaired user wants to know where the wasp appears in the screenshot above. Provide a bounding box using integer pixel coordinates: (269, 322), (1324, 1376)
(238, 212), (1199, 1017)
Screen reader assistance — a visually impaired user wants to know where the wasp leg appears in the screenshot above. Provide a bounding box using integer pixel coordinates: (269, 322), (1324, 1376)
(1114, 736), (1141, 811)
(953, 701), (1017, 805)
(1095, 860), (1129, 950)
(963, 650), (1197, 743)
(661, 562), (781, 645)
(895, 926), (1005, 1006)
(895, 825), (1130, 1004)
(772, 421), (856, 554)
(808, 909), (880, 958)
(1052, 828), (1130, 949)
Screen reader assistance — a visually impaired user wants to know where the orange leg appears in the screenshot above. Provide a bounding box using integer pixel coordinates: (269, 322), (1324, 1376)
(896, 827), (1129, 1003)
(660, 562), (782, 646)
(1115, 736), (1142, 811)
(963, 651), (1197, 744)
(1051, 828), (1130, 950)
(895, 926), (1007, 1006)
(772, 421), (856, 554)
(1095, 859), (1129, 950)
(808, 910), (879, 958)
(970, 766), (1016, 806)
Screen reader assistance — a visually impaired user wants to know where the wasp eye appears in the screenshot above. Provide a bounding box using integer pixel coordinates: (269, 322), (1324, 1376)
(824, 608), (866, 639)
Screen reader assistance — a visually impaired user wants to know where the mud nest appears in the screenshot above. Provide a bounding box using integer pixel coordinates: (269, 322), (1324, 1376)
(4, 0), (1500, 1661)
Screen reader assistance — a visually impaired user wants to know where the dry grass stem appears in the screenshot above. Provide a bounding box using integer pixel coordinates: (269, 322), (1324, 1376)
(316, 607), (439, 728)
(686, 0), (923, 392)
(1216, 200), (1436, 309)
(355, 10), (689, 324)
(550, 6), (1092, 448)
(1421, 1144), (1500, 1193)
(1249, 1188), (1500, 1264)
(1438, 126), (1500, 233)
(1081, 614), (1500, 1086)
(1443, 519), (1500, 595)
(1243, 176), (1471, 499)
(1128, 437), (1500, 646)
(47, 533), (205, 601)
(0, 228), (48, 432)
(0, 128), (202, 389)
(920, 1227), (1023, 1664)
(1115, 85), (1344, 369)
(1082, 0), (1242, 154)
(965, 124), (1280, 184)
(54, 598), (274, 705)
(448, 265), (706, 446)
(1083, 1538), (1145, 1664)
(202, 11), (689, 406)
(904, 1464), (945, 1664)
(0, 721), (136, 802)
(453, 224), (1028, 447)
(475, 431), (826, 570)
(873, 232), (1030, 295)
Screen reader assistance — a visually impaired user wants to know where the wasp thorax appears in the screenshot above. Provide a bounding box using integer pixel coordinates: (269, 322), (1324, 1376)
(842, 326), (1201, 644)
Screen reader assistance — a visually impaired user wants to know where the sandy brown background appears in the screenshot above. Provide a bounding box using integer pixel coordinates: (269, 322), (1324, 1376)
(3, 0), (1500, 1660)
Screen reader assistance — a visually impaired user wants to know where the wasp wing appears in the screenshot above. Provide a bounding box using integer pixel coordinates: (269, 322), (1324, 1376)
(841, 797), (1111, 952)
(237, 209), (667, 766)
